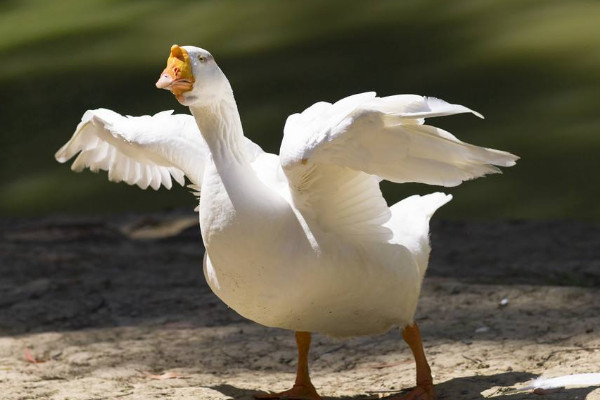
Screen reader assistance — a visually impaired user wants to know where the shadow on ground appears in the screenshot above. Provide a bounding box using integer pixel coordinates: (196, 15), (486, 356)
(210, 372), (599, 400)
(1, 213), (599, 336)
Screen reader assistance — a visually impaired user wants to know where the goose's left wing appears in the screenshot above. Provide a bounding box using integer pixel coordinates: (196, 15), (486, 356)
(281, 92), (517, 187)
(280, 92), (518, 239)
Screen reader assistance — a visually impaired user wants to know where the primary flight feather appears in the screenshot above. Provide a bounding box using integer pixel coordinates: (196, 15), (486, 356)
(56, 44), (517, 400)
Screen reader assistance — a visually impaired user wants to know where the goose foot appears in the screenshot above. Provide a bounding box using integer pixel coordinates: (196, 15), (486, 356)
(255, 332), (321, 400)
(388, 384), (435, 400)
(390, 323), (435, 400)
(254, 384), (322, 400)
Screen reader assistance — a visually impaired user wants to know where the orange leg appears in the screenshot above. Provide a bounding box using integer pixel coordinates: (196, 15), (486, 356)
(254, 331), (322, 400)
(390, 323), (436, 400)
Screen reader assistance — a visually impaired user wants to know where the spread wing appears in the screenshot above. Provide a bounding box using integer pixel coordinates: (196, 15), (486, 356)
(56, 108), (265, 211)
(57, 108), (264, 192)
(280, 92), (518, 240)
(55, 108), (208, 190)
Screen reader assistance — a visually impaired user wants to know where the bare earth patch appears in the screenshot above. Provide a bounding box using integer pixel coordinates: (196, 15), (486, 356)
(1, 212), (599, 399)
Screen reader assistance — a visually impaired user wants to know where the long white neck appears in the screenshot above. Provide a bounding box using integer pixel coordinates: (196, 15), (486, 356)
(189, 76), (312, 269)
(189, 82), (248, 168)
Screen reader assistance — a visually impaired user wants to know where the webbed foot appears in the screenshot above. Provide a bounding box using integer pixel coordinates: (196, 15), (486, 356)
(254, 383), (322, 400)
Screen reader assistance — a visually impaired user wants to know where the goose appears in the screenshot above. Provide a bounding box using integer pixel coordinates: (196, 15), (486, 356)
(55, 45), (518, 400)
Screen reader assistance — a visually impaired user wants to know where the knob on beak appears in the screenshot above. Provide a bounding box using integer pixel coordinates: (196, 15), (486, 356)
(155, 44), (194, 93)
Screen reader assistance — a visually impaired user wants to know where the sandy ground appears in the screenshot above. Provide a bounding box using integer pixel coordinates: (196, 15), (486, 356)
(0, 212), (599, 400)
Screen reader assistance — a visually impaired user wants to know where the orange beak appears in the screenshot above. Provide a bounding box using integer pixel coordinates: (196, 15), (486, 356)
(155, 45), (195, 96)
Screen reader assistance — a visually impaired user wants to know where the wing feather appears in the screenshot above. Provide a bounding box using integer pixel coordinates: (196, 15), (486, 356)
(139, 164), (153, 190)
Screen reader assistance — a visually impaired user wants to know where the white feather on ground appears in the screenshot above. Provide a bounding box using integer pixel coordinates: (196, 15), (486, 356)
(517, 373), (600, 391)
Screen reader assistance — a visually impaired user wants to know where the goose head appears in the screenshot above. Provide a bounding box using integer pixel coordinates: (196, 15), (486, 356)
(156, 45), (229, 106)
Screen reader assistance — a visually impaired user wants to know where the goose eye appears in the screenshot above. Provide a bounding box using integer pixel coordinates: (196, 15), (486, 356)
(197, 55), (206, 63)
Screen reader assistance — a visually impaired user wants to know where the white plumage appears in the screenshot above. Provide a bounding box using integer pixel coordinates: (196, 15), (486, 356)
(56, 93), (516, 335)
(56, 45), (518, 399)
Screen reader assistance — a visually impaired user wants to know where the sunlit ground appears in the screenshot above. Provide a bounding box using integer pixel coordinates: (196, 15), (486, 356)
(1, 0), (599, 219)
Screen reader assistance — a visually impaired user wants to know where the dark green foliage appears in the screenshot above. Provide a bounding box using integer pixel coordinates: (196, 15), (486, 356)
(1, 0), (599, 218)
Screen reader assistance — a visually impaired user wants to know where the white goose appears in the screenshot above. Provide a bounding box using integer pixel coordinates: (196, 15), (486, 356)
(56, 45), (518, 400)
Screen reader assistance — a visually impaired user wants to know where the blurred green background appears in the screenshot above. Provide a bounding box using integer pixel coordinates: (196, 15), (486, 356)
(1, 0), (599, 219)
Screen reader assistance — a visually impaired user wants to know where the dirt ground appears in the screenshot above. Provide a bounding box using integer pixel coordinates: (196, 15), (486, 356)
(1, 212), (599, 400)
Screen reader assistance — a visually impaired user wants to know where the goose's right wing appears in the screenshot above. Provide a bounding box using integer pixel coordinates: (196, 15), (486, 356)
(55, 108), (209, 190)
